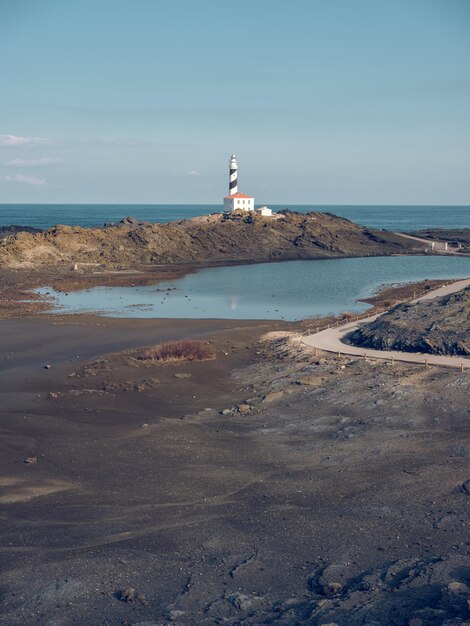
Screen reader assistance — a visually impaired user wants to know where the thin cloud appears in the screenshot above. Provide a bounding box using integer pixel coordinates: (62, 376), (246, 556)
(0, 134), (52, 146)
(6, 157), (65, 168)
(0, 173), (47, 185)
(170, 170), (202, 176)
(0, 134), (148, 149)
(84, 137), (148, 148)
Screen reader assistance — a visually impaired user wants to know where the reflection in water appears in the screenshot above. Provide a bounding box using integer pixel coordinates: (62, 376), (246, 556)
(228, 296), (239, 311)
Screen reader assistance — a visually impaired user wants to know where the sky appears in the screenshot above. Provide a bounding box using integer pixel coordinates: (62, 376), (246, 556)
(0, 0), (469, 205)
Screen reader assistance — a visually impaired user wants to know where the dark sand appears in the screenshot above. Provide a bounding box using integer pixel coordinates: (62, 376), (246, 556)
(0, 287), (469, 625)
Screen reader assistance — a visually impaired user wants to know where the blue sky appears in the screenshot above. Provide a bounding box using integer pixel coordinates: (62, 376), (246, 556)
(0, 0), (469, 204)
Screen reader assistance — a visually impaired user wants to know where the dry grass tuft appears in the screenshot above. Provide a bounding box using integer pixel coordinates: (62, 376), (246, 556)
(137, 340), (215, 363)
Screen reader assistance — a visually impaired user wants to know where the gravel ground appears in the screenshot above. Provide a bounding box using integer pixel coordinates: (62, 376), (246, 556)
(0, 314), (469, 625)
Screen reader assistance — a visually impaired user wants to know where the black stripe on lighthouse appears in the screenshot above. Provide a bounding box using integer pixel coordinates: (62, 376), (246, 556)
(229, 154), (238, 195)
(229, 169), (237, 192)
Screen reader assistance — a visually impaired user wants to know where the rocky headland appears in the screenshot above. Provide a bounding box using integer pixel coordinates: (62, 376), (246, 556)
(0, 211), (421, 270)
(347, 284), (470, 356)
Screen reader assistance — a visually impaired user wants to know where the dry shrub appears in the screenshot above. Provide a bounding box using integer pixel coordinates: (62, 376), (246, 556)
(341, 311), (354, 320)
(138, 340), (215, 363)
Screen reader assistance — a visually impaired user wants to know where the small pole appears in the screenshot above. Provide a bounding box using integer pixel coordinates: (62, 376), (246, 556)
(461, 362), (464, 373)
(363, 352), (367, 360)
(338, 351), (341, 358)
(391, 355), (394, 365)
(424, 358), (428, 369)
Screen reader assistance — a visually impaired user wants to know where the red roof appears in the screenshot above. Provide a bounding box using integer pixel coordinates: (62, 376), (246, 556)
(224, 193), (254, 199)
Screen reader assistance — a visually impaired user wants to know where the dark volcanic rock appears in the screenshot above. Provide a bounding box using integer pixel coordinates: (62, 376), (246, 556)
(410, 228), (470, 252)
(347, 285), (470, 356)
(0, 224), (43, 240)
(273, 556), (470, 626)
(119, 216), (144, 227)
(0, 210), (418, 269)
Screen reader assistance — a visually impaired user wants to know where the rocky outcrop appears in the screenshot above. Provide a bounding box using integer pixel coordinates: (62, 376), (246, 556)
(410, 228), (470, 252)
(0, 210), (419, 270)
(0, 225), (43, 240)
(347, 285), (470, 356)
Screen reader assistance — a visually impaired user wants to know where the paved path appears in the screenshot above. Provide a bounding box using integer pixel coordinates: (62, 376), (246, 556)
(394, 232), (453, 253)
(302, 278), (470, 369)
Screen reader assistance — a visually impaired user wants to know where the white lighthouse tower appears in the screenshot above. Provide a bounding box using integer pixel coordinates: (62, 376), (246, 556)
(223, 154), (255, 212)
(229, 154), (238, 195)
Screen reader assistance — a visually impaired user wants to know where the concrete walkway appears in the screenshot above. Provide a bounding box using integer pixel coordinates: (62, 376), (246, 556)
(302, 278), (470, 370)
(394, 232), (454, 253)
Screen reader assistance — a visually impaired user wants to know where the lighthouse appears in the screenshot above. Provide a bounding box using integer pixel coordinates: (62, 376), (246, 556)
(223, 154), (255, 212)
(229, 154), (238, 195)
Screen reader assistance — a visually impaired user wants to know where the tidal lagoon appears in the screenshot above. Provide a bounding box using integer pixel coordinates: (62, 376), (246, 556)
(39, 254), (470, 320)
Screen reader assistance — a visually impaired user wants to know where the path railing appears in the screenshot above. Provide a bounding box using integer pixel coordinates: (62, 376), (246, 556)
(307, 283), (450, 334)
(301, 281), (470, 371)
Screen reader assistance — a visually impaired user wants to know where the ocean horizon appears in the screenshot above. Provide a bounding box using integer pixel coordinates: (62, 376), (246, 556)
(0, 203), (469, 232)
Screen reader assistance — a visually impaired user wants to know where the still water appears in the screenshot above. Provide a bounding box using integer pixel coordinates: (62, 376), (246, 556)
(38, 255), (470, 321)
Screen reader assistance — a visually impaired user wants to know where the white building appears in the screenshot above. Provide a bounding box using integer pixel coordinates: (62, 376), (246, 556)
(255, 206), (273, 217)
(224, 192), (255, 212)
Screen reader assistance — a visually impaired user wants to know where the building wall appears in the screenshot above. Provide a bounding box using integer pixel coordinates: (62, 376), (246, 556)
(224, 197), (254, 212)
(256, 207), (273, 216)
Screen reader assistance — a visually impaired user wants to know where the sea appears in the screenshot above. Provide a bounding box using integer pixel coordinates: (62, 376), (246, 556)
(1, 204), (469, 232)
